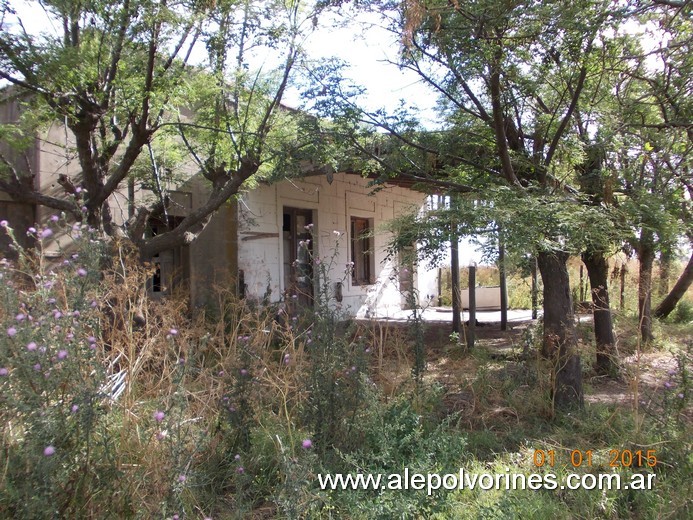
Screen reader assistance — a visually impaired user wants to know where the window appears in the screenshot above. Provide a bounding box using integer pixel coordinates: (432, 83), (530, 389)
(351, 216), (374, 286)
(146, 217), (189, 297)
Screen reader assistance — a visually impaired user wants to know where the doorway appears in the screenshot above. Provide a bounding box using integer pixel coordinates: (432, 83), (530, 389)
(283, 207), (314, 306)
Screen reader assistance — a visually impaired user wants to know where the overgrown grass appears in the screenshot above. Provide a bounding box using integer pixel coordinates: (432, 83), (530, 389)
(438, 256), (693, 319)
(0, 221), (690, 519)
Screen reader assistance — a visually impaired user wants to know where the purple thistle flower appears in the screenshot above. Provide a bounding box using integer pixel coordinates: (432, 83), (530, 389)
(26, 342), (37, 351)
(153, 410), (165, 422)
(76, 268), (87, 277)
(15, 313), (26, 322)
(240, 369), (248, 377)
(40, 228), (53, 239)
(88, 336), (96, 344)
(6, 327), (17, 337)
(72, 310), (80, 317)
(664, 381), (673, 389)
(71, 404), (79, 413)
(0, 368), (8, 376)
(0, 220), (8, 227)
(57, 350), (68, 360)
(302, 439), (313, 449)
(50, 215), (59, 222)
(33, 363), (42, 371)
(43, 446), (55, 456)
(169, 328), (178, 336)
(234, 454), (241, 461)
(178, 474), (187, 483)
(28, 227), (37, 234)
(678, 393), (685, 399)
(236, 466), (244, 474)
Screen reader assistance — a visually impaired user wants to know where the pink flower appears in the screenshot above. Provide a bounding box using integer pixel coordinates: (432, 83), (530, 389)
(0, 368), (8, 376)
(15, 313), (26, 322)
(236, 466), (245, 474)
(57, 350), (68, 360)
(50, 215), (59, 222)
(153, 410), (165, 422)
(71, 405), (79, 413)
(6, 327), (17, 337)
(169, 328), (178, 336)
(0, 220), (8, 227)
(178, 474), (187, 483)
(26, 342), (37, 351)
(43, 446), (55, 456)
(76, 268), (87, 277)
(40, 228), (53, 239)
(302, 439), (313, 449)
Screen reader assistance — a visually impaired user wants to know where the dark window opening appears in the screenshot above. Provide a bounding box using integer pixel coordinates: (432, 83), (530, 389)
(351, 216), (374, 286)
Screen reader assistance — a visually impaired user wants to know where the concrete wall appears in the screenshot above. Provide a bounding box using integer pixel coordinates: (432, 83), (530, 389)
(460, 286), (502, 311)
(236, 173), (438, 317)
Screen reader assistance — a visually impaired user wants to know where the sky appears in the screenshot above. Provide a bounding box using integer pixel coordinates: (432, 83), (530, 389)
(3, 1), (436, 117)
(290, 8), (437, 115)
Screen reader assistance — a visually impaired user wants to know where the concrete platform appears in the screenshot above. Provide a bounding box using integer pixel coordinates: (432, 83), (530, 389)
(369, 307), (540, 323)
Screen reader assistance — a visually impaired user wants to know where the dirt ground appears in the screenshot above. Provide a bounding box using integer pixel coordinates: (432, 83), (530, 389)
(358, 317), (688, 423)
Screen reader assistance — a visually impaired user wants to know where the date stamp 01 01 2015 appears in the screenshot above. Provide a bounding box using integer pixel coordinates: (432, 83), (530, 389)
(532, 448), (659, 469)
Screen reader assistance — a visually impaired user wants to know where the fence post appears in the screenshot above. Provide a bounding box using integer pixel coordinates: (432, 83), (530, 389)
(468, 264), (476, 349)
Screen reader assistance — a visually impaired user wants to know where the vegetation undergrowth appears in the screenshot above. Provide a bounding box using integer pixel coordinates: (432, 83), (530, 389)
(1, 220), (690, 519)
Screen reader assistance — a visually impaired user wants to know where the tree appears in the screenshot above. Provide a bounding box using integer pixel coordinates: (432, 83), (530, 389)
(323, 0), (640, 409)
(608, 1), (692, 338)
(0, 0), (320, 259)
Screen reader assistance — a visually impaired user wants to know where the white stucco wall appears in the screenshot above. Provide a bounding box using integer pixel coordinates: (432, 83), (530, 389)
(236, 172), (438, 317)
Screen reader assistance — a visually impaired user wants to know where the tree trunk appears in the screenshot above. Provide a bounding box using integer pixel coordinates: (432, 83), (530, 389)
(638, 235), (655, 344)
(537, 251), (584, 410)
(654, 250), (693, 319)
(582, 250), (617, 374)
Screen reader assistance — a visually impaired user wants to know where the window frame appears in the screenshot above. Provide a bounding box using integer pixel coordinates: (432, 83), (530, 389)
(350, 215), (375, 286)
